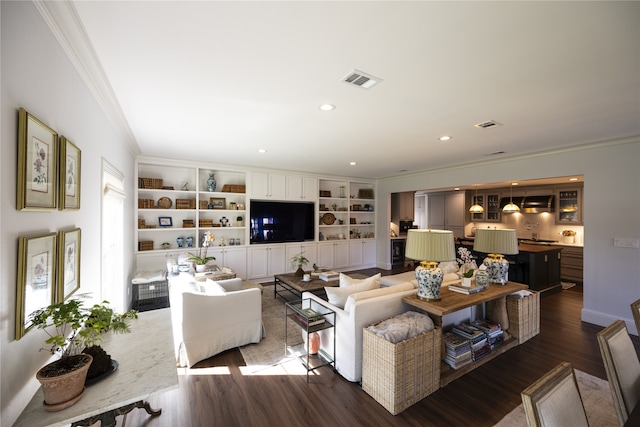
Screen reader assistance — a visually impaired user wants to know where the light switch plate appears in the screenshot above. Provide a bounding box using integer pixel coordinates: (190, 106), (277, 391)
(613, 238), (639, 248)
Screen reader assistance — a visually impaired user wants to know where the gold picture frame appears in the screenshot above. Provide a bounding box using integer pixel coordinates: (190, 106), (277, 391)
(210, 197), (226, 209)
(16, 232), (57, 339)
(59, 136), (81, 210)
(17, 108), (58, 210)
(58, 228), (81, 301)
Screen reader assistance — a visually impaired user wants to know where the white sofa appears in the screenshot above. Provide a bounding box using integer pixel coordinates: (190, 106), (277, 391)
(303, 272), (460, 383)
(169, 277), (263, 367)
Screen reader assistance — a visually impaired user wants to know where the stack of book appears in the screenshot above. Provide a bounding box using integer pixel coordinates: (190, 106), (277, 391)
(319, 271), (339, 281)
(452, 323), (491, 362)
(292, 308), (326, 328)
(442, 331), (472, 369)
(471, 319), (504, 349)
(448, 283), (485, 294)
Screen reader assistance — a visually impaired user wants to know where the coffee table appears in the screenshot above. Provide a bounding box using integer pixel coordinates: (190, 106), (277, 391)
(274, 273), (338, 300)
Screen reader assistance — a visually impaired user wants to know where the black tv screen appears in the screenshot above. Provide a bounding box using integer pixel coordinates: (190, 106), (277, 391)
(250, 200), (315, 244)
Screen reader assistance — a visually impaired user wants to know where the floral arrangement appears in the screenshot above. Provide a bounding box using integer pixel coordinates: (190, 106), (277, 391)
(187, 231), (216, 265)
(562, 230), (576, 236)
(456, 247), (478, 277)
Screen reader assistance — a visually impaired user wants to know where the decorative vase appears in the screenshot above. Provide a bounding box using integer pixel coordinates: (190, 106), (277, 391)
(186, 236), (194, 247)
(176, 236), (184, 248)
(475, 270), (490, 288)
(36, 354), (93, 411)
(308, 332), (320, 355)
(295, 267), (305, 277)
(207, 173), (216, 192)
(415, 261), (443, 301)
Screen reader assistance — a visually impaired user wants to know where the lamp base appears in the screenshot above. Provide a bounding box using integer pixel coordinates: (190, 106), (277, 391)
(483, 254), (509, 285)
(415, 261), (443, 301)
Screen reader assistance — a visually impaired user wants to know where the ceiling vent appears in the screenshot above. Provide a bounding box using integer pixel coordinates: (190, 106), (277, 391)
(341, 69), (383, 89)
(474, 120), (503, 129)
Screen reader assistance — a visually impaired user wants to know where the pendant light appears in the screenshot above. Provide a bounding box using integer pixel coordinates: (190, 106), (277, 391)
(469, 185), (484, 213)
(503, 183), (520, 213)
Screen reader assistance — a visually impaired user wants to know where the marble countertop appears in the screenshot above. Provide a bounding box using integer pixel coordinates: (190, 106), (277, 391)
(14, 308), (178, 427)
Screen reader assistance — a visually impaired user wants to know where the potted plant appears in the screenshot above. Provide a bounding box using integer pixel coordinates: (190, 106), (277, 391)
(29, 297), (137, 410)
(187, 231), (216, 272)
(456, 247), (477, 287)
(290, 252), (309, 277)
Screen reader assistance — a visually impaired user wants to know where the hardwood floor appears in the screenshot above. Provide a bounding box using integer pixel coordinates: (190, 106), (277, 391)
(122, 271), (638, 427)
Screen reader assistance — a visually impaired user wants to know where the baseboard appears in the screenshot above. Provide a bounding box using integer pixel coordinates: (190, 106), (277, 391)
(581, 308), (638, 336)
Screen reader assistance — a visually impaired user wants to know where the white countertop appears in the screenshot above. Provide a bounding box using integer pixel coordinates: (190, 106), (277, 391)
(14, 308), (178, 427)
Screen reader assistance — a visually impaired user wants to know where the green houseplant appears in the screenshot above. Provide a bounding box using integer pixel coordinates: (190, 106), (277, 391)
(29, 297), (137, 410)
(290, 252), (309, 277)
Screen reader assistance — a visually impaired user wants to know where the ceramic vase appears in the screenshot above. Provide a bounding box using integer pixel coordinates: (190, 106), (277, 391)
(415, 262), (443, 301)
(195, 264), (206, 273)
(207, 173), (216, 192)
(176, 237), (184, 248)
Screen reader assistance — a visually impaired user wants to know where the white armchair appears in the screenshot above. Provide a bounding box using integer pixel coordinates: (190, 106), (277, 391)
(169, 278), (263, 367)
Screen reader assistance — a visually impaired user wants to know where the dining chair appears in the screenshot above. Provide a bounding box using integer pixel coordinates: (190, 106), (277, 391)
(521, 361), (589, 427)
(597, 319), (640, 426)
(631, 298), (640, 337)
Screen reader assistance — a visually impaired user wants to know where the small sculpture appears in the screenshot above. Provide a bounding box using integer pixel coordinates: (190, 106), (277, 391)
(220, 216), (229, 227)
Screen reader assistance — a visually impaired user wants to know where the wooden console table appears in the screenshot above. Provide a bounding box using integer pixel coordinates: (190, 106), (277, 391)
(14, 308), (178, 427)
(403, 281), (529, 387)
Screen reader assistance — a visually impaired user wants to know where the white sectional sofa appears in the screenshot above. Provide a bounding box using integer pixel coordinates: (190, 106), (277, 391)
(303, 271), (459, 383)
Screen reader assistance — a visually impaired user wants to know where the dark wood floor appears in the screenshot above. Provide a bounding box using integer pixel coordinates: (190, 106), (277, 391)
(122, 270), (638, 427)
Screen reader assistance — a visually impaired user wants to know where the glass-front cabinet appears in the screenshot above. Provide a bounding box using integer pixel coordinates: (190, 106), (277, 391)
(486, 193), (501, 222)
(556, 188), (582, 224)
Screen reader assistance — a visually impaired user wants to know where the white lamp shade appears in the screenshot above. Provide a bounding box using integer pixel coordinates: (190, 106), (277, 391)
(473, 228), (519, 255)
(405, 229), (456, 262)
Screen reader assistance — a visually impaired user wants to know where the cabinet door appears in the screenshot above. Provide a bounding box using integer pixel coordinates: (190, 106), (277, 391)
(445, 192), (465, 227)
(250, 172), (286, 199)
(250, 172), (270, 198)
(268, 245), (287, 275)
(222, 247), (247, 279)
(285, 175), (318, 201)
(269, 173), (286, 200)
(428, 194), (445, 229)
(334, 241), (350, 269)
(401, 192), (415, 220)
(248, 246), (269, 278)
(317, 242), (335, 269)
(349, 241), (364, 266)
(556, 188), (582, 224)
(486, 193), (501, 222)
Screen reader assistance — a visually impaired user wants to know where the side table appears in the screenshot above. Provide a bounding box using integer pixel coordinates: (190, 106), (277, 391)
(285, 298), (336, 382)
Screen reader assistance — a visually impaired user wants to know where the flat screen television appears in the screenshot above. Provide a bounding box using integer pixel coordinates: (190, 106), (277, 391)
(249, 200), (315, 244)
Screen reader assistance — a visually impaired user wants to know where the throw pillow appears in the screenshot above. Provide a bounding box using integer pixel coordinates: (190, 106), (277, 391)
(199, 280), (227, 295)
(325, 279), (380, 309)
(339, 272), (381, 288)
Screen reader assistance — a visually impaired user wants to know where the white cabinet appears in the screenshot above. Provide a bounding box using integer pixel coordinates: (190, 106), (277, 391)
(209, 246), (247, 279)
(427, 194), (445, 229)
(349, 240), (376, 267)
(427, 192), (465, 238)
(318, 241), (349, 270)
(286, 175), (318, 201)
(285, 243), (318, 273)
(248, 244), (286, 279)
(250, 172), (286, 199)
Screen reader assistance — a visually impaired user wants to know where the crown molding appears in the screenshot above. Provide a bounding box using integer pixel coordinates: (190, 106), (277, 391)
(33, 0), (140, 156)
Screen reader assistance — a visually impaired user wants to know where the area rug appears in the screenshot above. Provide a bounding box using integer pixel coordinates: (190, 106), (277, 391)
(493, 369), (617, 426)
(239, 274), (368, 375)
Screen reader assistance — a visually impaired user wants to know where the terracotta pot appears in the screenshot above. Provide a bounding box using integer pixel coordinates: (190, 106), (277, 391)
(36, 354), (92, 411)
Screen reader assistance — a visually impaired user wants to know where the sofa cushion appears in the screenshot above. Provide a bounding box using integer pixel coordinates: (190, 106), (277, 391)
(199, 280), (227, 295)
(215, 277), (243, 292)
(339, 272), (381, 288)
(349, 281), (416, 303)
(325, 279), (380, 309)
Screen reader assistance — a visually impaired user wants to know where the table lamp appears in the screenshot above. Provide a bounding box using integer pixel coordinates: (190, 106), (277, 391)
(405, 229), (456, 301)
(473, 228), (519, 284)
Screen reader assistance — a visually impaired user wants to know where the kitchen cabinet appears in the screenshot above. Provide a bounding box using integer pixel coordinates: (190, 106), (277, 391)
(250, 172), (286, 199)
(248, 244), (286, 279)
(349, 239), (376, 267)
(486, 193), (501, 222)
(511, 245), (562, 292)
(556, 187), (582, 225)
(558, 245), (583, 283)
(392, 192), (415, 221)
(468, 192), (485, 222)
(318, 241), (349, 270)
(427, 194), (445, 229)
(427, 192), (465, 237)
(286, 175), (318, 201)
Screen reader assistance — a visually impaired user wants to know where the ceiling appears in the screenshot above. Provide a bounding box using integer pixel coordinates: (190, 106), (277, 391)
(58, 1), (640, 180)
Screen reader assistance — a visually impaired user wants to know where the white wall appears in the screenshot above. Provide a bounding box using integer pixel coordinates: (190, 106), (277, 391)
(376, 139), (640, 333)
(1, 3), (135, 424)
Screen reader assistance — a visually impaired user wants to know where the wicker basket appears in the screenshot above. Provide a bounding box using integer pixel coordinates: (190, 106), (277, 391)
(199, 219), (214, 228)
(362, 322), (441, 415)
(138, 241), (153, 251)
(175, 199), (196, 209)
(506, 291), (540, 344)
(138, 177), (163, 189)
(138, 199), (154, 209)
(221, 184), (246, 193)
(182, 219), (195, 228)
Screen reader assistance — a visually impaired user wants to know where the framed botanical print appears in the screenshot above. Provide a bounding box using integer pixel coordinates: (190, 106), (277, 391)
(58, 228), (81, 301)
(59, 136), (81, 210)
(17, 108), (58, 210)
(16, 232), (57, 339)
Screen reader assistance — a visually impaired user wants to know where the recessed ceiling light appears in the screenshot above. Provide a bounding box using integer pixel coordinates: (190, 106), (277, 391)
(349, 161), (357, 166)
(439, 136), (451, 141)
(258, 149), (267, 153)
(319, 104), (336, 111)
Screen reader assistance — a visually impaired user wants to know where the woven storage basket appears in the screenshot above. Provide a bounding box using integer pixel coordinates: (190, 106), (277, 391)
(362, 323), (441, 415)
(221, 184), (246, 193)
(175, 199), (196, 209)
(138, 199), (154, 209)
(138, 241), (153, 251)
(138, 177), (163, 189)
(506, 291), (540, 344)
